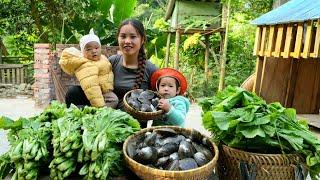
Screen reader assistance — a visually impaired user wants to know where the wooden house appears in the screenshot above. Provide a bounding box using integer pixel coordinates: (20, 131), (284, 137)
(164, 0), (224, 71)
(251, 0), (320, 119)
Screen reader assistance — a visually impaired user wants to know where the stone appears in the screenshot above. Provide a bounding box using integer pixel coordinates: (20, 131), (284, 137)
(26, 84), (32, 90)
(18, 83), (27, 91)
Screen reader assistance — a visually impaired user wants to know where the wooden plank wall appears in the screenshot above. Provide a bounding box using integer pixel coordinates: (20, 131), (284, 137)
(291, 59), (320, 114)
(253, 19), (320, 114)
(255, 57), (292, 106)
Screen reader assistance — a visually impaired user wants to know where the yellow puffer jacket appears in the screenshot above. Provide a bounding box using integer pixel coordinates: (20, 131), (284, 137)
(59, 47), (114, 107)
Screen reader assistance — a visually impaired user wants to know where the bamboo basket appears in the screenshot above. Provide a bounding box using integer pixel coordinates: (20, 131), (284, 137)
(123, 89), (164, 121)
(240, 73), (255, 92)
(217, 144), (304, 180)
(123, 126), (219, 180)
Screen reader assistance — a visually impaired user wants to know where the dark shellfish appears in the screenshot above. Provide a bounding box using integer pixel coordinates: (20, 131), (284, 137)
(144, 132), (157, 146)
(140, 104), (153, 112)
(135, 146), (158, 164)
(153, 128), (177, 137)
(157, 143), (179, 157)
(193, 152), (209, 166)
(165, 159), (179, 171)
(127, 98), (141, 110)
(192, 142), (213, 160)
(155, 156), (170, 167)
(179, 158), (198, 170)
(178, 140), (195, 159)
(139, 90), (155, 99)
(169, 152), (179, 162)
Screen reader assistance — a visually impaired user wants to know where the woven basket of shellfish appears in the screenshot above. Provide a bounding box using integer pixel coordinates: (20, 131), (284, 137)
(123, 126), (219, 180)
(123, 89), (164, 121)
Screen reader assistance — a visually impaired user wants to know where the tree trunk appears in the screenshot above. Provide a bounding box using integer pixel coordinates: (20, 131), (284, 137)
(272, 0), (289, 9)
(218, 0), (231, 91)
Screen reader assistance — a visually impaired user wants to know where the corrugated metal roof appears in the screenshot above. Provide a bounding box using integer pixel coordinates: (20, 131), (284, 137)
(251, 0), (320, 25)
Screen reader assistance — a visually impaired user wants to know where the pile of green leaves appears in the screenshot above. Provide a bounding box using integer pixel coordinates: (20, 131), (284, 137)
(0, 101), (140, 179)
(200, 86), (320, 178)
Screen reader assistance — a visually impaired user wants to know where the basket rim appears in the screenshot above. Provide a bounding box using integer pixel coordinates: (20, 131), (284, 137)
(221, 144), (301, 158)
(123, 89), (164, 115)
(123, 126), (219, 175)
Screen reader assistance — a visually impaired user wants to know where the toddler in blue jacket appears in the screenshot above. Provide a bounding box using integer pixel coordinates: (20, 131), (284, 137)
(151, 68), (190, 127)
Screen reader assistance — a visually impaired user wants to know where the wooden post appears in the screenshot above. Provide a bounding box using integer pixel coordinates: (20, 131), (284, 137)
(291, 23), (303, 58)
(282, 24), (293, 58)
(165, 32), (171, 67)
(272, 25), (284, 57)
(311, 19), (320, 58)
(301, 21), (313, 58)
(266, 25), (276, 57)
(218, 0), (230, 91)
(174, 29), (180, 70)
(253, 27), (262, 56)
(258, 26), (267, 56)
(204, 35), (209, 81)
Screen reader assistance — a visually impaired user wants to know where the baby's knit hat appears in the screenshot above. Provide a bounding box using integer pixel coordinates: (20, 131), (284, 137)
(79, 29), (101, 52)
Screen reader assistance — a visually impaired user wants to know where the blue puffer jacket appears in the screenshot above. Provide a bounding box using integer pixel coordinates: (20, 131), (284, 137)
(153, 95), (190, 127)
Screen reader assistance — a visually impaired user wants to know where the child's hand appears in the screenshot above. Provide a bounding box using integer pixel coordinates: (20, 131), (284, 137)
(158, 99), (171, 113)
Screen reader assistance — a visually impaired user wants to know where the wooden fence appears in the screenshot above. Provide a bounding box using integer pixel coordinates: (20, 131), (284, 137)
(0, 64), (27, 84)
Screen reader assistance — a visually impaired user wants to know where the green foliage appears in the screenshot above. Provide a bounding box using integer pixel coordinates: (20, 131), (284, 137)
(0, 0), (137, 56)
(200, 86), (320, 178)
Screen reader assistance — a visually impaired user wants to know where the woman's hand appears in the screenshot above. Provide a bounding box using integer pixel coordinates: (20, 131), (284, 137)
(158, 99), (171, 113)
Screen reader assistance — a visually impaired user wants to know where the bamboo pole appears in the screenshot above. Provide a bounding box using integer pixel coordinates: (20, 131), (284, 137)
(165, 33), (171, 67)
(174, 29), (180, 70)
(218, 0), (230, 91)
(205, 35), (209, 81)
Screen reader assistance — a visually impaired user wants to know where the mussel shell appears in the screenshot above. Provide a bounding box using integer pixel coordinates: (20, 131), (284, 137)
(169, 152), (179, 162)
(153, 128), (177, 137)
(131, 89), (143, 98)
(157, 143), (179, 157)
(144, 132), (157, 146)
(127, 98), (141, 110)
(193, 152), (209, 166)
(151, 98), (159, 107)
(137, 142), (148, 149)
(138, 97), (151, 105)
(127, 141), (138, 158)
(161, 135), (186, 146)
(140, 103), (153, 112)
(178, 140), (195, 159)
(192, 142), (213, 160)
(202, 137), (211, 147)
(154, 134), (163, 147)
(179, 158), (198, 170)
(139, 90), (155, 99)
(155, 156), (170, 167)
(165, 159), (179, 171)
(134, 147), (158, 164)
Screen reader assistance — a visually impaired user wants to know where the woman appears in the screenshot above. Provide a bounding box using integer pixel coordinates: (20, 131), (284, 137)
(65, 19), (158, 110)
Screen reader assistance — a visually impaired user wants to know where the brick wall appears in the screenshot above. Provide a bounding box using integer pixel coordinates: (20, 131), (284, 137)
(33, 43), (119, 108)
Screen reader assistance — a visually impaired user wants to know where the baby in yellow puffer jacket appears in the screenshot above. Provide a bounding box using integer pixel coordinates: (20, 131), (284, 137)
(59, 29), (118, 108)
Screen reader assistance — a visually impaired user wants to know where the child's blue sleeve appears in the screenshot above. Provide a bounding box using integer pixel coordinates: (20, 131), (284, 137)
(165, 97), (190, 127)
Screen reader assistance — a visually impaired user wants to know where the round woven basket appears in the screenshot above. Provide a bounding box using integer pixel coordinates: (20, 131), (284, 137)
(123, 89), (164, 121)
(217, 144), (303, 180)
(123, 126), (219, 180)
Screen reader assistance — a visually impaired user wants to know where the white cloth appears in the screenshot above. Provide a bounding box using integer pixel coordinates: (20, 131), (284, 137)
(79, 29), (101, 52)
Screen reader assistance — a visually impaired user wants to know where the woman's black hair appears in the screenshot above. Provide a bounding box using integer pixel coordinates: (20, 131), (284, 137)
(117, 19), (147, 89)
